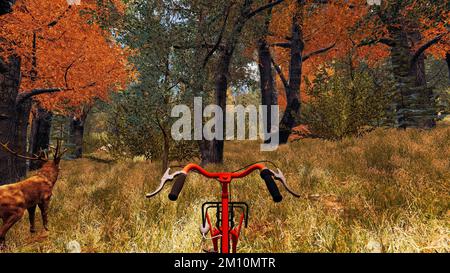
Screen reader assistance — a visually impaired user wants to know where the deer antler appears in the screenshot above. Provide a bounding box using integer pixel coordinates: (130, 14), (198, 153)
(51, 139), (68, 160)
(0, 142), (48, 161)
(56, 147), (68, 158)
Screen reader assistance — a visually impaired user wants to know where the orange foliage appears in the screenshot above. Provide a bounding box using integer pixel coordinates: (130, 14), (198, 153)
(268, 0), (390, 105)
(268, 0), (449, 106)
(0, 0), (131, 113)
(419, 12), (450, 59)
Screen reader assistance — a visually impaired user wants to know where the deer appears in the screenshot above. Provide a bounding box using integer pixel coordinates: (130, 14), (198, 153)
(0, 140), (67, 248)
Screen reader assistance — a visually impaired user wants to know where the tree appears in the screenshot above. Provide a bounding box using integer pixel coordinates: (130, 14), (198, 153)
(115, 0), (204, 171)
(357, 0), (449, 128)
(121, 0), (283, 165)
(206, 0), (286, 163)
(267, 0), (365, 143)
(447, 52), (450, 82)
(29, 104), (52, 170)
(68, 105), (90, 159)
(0, 0), (129, 183)
(255, 1), (278, 143)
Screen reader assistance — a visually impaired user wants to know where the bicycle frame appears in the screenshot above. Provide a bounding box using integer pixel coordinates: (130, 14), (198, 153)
(146, 162), (300, 253)
(181, 163), (265, 253)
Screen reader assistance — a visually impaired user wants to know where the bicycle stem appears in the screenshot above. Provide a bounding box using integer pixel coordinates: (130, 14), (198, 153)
(220, 182), (230, 253)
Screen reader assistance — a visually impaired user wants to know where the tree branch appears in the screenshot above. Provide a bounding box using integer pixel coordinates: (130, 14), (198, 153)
(166, 81), (180, 92)
(271, 57), (289, 91)
(47, 6), (72, 27)
(79, 81), (97, 89)
(16, 88), (64, 105)
(64, 59), (77, 89)
(378, 38), (396, 47)
(246, 0), (285, 19)
(16, 79), (97, 105)
(411, 33), (447, 67)
(302, 42), (336, 62)
(203, 3), (232, 67)
(358, 37), (395, 48)
(271, 42), (291, 48)
(173, 43), (224, 51)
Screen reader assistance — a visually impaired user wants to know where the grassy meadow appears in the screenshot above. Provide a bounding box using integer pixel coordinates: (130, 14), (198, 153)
(1, 126), (449, 253)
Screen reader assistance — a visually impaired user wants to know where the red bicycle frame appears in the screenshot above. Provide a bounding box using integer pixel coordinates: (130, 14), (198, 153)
(146, 162), (300, 253)
(183, 163), (265, 253)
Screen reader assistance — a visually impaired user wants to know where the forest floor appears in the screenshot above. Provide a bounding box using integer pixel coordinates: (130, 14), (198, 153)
(2, 125), (449, 253)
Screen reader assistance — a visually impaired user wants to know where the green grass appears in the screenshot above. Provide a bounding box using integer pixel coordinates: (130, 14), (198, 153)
(1, 126), (449, 253)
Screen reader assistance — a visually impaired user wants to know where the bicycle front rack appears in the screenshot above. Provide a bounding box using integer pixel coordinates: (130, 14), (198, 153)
(201, 201), (249, 231)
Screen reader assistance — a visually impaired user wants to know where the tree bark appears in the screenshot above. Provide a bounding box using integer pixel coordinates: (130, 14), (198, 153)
(15, 99), (32, 176)
(279, 0), (304, 144)
(389, 27), (436, 129)
(0, 0), (14, 16)
(0, 56), (21, 185)
(446, 52), (450, 84)
(206, 1), (253, 164)
(162, 132), (169, 174)
(257, 6), (278, 142)
(209, 50), (233, 164)
(69, 109), (89, 159)
(29, 105), (53, 170)
(0, 2), (28, 184)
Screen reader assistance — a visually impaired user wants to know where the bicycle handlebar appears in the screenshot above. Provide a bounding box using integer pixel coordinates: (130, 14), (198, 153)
(168, 173), (187, 201)
(260, 169), (282, 202)
(146, 163), (301, 201)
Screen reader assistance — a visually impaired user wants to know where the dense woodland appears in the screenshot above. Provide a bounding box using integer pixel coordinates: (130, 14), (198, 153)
(0, 0), (449, 184)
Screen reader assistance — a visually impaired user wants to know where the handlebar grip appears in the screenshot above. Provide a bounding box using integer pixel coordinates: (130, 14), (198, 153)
(260, 169), (283, 203)
(168, 173), (187, 201)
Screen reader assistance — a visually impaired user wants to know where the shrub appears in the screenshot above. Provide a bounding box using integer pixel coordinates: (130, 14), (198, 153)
(105, 90), (199, 162)
(302, 62), (393, 140)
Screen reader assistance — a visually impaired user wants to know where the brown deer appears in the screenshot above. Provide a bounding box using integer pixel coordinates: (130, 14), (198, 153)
(0, 140), (67, 248)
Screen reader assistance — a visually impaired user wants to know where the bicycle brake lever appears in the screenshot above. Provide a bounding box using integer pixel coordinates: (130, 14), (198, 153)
(269, 168), (301, 198)
(146, 168), (185, 198)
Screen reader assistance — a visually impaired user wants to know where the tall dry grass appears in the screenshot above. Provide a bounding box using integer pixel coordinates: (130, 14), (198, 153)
(1, 126), (449, 253)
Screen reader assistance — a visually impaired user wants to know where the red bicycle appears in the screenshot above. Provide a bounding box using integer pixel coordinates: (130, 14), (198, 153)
(146, 162), (300, 253)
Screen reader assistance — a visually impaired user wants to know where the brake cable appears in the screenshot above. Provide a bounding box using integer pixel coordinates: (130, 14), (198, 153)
(229, 160), (281, 173)
(170, 160), (280, 174)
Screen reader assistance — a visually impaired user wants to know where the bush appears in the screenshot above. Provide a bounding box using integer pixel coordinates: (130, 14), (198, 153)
(302, 62), (393, 140)
(105, 90), (199, 162)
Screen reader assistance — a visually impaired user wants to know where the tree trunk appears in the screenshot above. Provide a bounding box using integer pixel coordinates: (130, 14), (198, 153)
(206, 2), (251, 165)
(15, 99), (32, 176)
(69, 110), (88, 159)
(162, 132), (169, 174)
(0, 56), (21, 185)
(199, 140), (211, 166)
(0, 3), (29, 184)
(257, 7), (278, 142)
(389, 27), (435, 129)
(0, 0), (14, 16)
(279, 0), (304, 144)
(446, 52), (450, 84)
(209, 50), (232, 164)
(29, 105), (53, 170)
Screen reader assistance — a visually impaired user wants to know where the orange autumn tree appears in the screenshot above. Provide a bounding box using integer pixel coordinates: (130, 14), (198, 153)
(0, 0), (129, 109)
(0, 0), (130, 170)
(261, 0), (374, 142)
